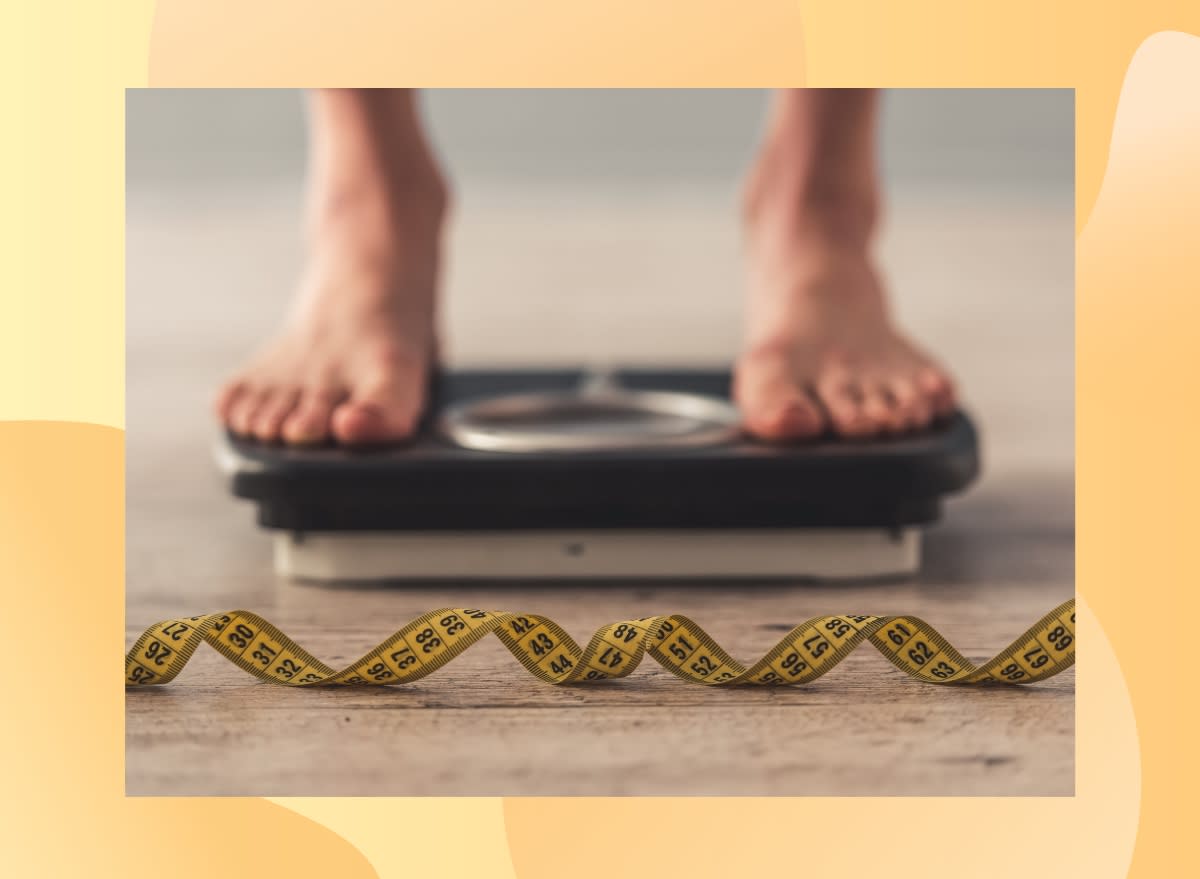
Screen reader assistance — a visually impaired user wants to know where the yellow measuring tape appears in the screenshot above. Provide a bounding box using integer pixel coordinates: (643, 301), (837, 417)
(126, 599), (1075, 688)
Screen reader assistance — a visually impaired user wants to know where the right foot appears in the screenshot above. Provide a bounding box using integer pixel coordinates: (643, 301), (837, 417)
(216, 183), (446, 446)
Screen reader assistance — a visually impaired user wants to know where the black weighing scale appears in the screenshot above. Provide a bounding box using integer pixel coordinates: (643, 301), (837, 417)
(218, 369), (979, 581)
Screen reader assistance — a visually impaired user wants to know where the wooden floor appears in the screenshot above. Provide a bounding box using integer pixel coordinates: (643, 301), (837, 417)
(126, 181), (1074, 796)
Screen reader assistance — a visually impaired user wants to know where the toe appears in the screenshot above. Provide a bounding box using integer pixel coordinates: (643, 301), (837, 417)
(215, 380), (248, 422)
(331, 402), (418, 445)
(227, 388), (266, 437)
(331, 379), (425, 445)
(735, 351), (825, 441)
(861, 384), (903, 434)
(888, 377), (933, 432)
(282, 389), (343, 445)
(251, 389), (300, 443)
(753, 396), (825, 441)
(817, 379), (877, 439)
(918, 367), (957, 417)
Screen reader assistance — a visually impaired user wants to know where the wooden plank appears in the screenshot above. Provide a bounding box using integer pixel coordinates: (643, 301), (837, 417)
(127, 687), (1073, 796)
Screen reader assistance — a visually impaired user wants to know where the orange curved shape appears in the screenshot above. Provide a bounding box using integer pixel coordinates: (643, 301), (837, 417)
(0, 422), (378, 878)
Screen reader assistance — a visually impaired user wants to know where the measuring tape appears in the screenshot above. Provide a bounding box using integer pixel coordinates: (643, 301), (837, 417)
(126, 599), (1074, 688)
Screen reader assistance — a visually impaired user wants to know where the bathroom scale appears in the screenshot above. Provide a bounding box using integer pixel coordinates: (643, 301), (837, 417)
(217, 368), (980, 581)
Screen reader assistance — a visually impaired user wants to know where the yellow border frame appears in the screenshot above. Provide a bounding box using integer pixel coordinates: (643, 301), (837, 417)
(4, 2), (1199, 876)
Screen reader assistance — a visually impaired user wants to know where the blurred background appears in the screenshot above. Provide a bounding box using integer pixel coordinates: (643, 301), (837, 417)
(127, 89), (1073, 477)
(128, 89), (1072, 186)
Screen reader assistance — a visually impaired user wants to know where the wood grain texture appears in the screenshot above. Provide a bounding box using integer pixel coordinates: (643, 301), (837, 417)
(126, 183), (1073, 796)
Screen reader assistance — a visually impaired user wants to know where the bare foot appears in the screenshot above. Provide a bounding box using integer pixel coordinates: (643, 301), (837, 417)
(215, 89), (449, 447)
(736, 201), (956, 442)
(735, 88), (956, 442)
(215, 183), (446, 446)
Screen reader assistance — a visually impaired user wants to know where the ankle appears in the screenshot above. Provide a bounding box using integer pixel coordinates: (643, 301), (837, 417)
(295, 171), (446, 323)
(743, 184), (888, 322)
(744, 187), (877, 255)
(743, 148), (878, 251)
(308, 163), (449, 250)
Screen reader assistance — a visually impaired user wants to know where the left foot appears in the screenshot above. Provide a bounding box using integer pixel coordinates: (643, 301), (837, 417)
(736, 193), (956, 441)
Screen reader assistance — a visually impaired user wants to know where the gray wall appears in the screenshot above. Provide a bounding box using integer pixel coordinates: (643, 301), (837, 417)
(126, 89), (1073, 190)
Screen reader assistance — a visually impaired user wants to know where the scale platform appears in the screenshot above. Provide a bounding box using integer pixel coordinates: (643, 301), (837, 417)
(218, 369), (980, 581)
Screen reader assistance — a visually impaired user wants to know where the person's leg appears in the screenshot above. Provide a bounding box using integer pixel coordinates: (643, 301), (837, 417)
(215, 88), (447, 445)
(737, 88), (955, 440)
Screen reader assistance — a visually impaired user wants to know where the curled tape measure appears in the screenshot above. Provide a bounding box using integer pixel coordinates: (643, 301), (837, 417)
(126, 599), (1074, 688)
